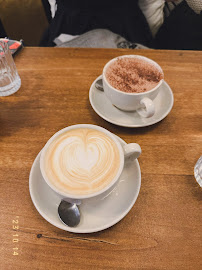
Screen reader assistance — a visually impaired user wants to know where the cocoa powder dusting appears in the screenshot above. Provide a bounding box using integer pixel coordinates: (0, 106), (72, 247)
(105, 57), (163, 93)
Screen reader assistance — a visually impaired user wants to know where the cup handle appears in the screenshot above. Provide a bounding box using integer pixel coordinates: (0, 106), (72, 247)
(136, 97), (155, 118)
(123, 143), (141, 159)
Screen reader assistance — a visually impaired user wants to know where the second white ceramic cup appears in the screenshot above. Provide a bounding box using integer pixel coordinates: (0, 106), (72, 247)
(102, 55), (164, 118)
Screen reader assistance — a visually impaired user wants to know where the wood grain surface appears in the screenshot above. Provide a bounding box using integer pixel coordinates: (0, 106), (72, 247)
(0, 48), (201, 270)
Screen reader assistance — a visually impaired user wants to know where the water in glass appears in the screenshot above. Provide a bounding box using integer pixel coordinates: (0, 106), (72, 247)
(0, 41), (21, 96)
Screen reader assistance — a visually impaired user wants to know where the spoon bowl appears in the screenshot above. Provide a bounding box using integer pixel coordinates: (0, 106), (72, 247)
(58, 200), (80, 227)
(95, 78), (104, 91)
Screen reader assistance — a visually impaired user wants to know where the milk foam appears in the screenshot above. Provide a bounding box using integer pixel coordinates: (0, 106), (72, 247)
(105, 57), (163, 93)
(43, 128), (121, 195)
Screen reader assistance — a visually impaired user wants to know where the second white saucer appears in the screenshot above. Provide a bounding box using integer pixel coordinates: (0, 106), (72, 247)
(89, 75), (174, 128)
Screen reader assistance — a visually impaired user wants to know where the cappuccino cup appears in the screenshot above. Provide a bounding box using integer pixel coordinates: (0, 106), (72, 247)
(103, 55), (164, 118)
(40, 124), (141, 203)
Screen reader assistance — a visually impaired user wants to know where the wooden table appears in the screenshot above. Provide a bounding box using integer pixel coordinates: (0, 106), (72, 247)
(0, 48), (201, 270)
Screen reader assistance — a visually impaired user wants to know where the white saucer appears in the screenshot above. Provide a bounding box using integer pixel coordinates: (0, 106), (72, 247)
(29, 136), (141, 233)
(89, 75), (174, 127)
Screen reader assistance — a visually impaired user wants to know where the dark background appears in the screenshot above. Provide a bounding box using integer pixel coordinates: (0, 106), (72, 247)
(0, 0), (48, 46)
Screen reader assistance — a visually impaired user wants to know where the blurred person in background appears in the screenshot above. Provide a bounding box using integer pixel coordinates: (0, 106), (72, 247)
(39, 0), (202, 50)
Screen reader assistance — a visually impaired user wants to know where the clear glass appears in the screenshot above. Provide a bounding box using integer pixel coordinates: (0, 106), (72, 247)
(0, 41), (21, 96)
(194, 156), (202, 187)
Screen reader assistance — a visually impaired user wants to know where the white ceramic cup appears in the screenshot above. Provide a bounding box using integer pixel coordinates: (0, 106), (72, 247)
(40, 124), (141, 204)
(102, 55), (164, 118)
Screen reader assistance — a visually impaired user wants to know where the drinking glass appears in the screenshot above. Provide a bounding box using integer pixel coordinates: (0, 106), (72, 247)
(0, 41), (21, 96)
(194, 156), (202, 187)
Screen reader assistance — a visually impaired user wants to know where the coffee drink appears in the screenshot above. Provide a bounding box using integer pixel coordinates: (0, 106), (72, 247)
(105, 57), (164, 93)
(41, 128), (121, 196)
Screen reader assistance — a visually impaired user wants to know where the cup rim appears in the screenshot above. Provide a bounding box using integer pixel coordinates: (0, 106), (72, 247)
(40, 124), (125, 199)
(103, 55), (164, 96)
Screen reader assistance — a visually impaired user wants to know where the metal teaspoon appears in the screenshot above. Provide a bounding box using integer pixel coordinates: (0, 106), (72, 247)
(95, 78), (104, 91)
(58, 200), (80, 227)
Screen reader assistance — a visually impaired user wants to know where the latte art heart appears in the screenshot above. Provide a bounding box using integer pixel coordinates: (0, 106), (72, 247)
(43, 128), (121, 195)
(65, 143), (100, 172)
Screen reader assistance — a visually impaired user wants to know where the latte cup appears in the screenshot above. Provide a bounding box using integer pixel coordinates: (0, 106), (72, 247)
(102, 55), (164, 118)
(40, 124), (141, 204)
